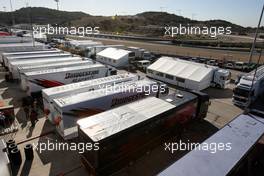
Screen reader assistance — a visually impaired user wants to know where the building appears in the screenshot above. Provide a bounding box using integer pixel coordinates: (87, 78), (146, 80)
(147, 57), (216, 91)
(96, 47), (134, 67)
(65, 40), (102, 50)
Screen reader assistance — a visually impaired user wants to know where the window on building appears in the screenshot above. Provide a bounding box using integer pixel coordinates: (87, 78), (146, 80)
(148, 69), (154, 74)
(165, 74), (174, 80)
(129, 52), (135, 57)
(176, 77), (185, 83)
(156, 72), (164, 77)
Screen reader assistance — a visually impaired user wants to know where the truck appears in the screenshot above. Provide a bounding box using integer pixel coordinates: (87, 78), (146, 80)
(127, 47), (145, 59)
(1, 49), (60, 66)
(233, 65), (264, 107)
(42, 73), (138, 123)
(5, 53), (72, 70)
(52, 79), (165, 139)
(127, 47), (154, 61)
(21, 63), (116, 96)
(8, 56), (83, 80)
(77, 90), (210, 175)
(136, 60), (151, 71)
(147, 57), (231, 91)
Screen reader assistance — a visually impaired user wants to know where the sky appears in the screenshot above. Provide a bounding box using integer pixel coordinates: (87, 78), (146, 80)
(1, 0), (263, 27)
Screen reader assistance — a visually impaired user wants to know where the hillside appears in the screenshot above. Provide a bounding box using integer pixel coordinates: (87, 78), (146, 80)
(0, 7), (250, 36)
(0, 7), (89, 26)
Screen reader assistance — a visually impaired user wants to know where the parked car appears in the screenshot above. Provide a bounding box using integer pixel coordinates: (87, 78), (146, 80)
(207, 59), (218, 66)
(190, 57), (199, 63)
(225, 62), (235, 69)
(197, 57), (208, 64)
(234, 62), (248, 70)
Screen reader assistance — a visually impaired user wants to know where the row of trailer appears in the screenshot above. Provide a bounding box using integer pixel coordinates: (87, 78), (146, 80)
(40, 71), (210, 174)
(0, 39), (213, 175)
(1, 48), (117, 97)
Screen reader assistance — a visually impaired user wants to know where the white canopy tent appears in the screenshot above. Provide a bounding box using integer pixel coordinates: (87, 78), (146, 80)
(96, 47), (132, 67)
(147, 57), (215, 90)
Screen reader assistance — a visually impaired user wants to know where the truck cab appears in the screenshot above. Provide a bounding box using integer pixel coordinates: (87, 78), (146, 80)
(136, 60), (151, 71)
(212, 69), (231, 89)
(233, 66), (264, 107)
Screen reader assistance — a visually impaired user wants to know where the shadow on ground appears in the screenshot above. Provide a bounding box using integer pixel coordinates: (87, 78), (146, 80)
(203, 87), (234, 99)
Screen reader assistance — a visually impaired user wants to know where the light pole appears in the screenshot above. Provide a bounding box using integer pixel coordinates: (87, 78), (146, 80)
(9, 0), (15, 26)
(248, 4), (264, 64)
(54, 0), (59, 11)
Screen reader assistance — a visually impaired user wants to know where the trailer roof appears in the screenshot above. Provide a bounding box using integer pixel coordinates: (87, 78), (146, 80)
(2, 49), (59, 56)
(158, 114), (264, 176)
(97, 47), (132, 60)
(9, 56), (82, 66)
(77, 97), (175, 142)
(42, 73), (136, 96)
(0, 42), (44, 49)
(0, 36), (33, 44)
(24, 63), (104, 76)
(7, 53), (70, 60)
(18, 60), (93, 71)
(87, 45), (123, 49)
(54, 79), (155, 107)
(148, 57), (215, 82)
(68, 40), (102, 47)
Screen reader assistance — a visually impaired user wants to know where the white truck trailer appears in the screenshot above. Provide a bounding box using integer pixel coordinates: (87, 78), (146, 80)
(8, 56), (83, 80)
(5, 53), (72, 70)
(233, 65), (264, 107)
(1, 49), (61, 66)
(42, 73), (138, 122)
(52, 79), (161, 139)
(127, 47), (146, 58)
(0, 42), (46, 63)
(15, 60), (94, 80)
(21, 63), (116, 96)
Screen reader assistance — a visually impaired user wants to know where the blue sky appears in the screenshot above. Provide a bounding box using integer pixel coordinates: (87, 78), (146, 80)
(1, 0), (263, 27)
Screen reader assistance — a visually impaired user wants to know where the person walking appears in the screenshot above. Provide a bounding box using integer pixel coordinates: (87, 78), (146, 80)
(29, 109), (38, 127)
(23, 105), (30, 120)
(22, 97), (32, 121)
(30, 99), (39, 127)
